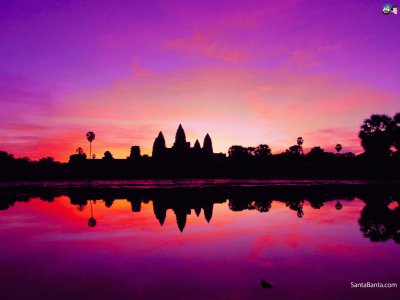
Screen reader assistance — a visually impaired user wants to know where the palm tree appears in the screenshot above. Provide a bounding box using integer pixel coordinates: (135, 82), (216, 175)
(297, 137), (304, 147)
(335, 144), (343, 154)
(297, 137), (304, 155)
(88, 200), (96, 227)
(86, 131), (96, 159)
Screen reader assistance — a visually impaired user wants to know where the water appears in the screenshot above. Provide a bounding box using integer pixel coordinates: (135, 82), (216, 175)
(0, 180), (399, 300)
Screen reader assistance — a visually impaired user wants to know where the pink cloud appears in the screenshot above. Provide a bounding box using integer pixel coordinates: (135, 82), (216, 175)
(163, 31), (245, 62)
(160, 4), (294, 63)
(132, 59), (152, 78)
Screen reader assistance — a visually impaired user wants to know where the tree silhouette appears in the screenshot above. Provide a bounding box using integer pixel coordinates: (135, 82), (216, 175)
(358, 114), (394, 157)
(69, 147), (87, 163)
(254, 144), (272, 157)
(86, 131), (96, 159)
(393, 112), (400, 153)
(307, 146), (325, 159)
(102, 151), (114, 160)
(286, 145), (302, 156)
(247, 147), (256, 156)
(0, 151), (14, 162)
(335, 144), (342, 154)
(286, 138), (304, 156)
(38, 157), (55, 165)
(76, 147), (84, 155)
(228, 145), (249, 159)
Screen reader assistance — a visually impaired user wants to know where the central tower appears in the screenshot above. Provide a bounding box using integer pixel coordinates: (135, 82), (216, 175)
(172, 124), (190, 156)
(173, 124), (186, 149)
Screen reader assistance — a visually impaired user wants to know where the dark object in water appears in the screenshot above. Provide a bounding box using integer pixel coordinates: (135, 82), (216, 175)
(260, 279), (272, 288)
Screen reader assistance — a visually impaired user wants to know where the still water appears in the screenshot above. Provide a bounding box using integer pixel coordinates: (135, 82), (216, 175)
(0, 180), (399, 300)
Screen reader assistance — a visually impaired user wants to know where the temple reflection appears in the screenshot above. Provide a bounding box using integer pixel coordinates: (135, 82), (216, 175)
(0, 185), (399, 242)
(152, 197), (220, 231)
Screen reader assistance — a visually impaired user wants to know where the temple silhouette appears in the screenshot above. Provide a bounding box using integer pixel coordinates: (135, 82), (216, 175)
(3, 112), (400, 180)
(152, 124), (218, 160)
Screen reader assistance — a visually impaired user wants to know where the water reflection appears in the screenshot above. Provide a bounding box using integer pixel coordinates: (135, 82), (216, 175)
(88, 200), (96, 227)
(358, 192), (400, 243)
(1, 184), (399, 243)
(0, 183), (399, 300)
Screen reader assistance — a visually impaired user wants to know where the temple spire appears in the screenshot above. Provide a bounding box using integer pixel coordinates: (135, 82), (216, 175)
(194, 139), (201, 150)
(173, 124), (186, 149)
(152, 131), (166, 158)
(203, 133), (213, 156)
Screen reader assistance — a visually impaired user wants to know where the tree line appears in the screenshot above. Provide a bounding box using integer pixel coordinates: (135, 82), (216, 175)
(1, 112), (400, 180)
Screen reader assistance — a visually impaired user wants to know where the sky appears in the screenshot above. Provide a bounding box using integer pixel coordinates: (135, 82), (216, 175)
(0, 0), (399, 161)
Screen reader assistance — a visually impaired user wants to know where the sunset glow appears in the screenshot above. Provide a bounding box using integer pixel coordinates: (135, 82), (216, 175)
(1, 1), (399, 161)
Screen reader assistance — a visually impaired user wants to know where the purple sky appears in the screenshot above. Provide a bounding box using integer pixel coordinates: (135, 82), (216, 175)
(0, 0), (399, 161)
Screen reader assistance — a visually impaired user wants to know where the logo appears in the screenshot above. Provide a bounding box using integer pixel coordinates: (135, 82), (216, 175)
(383, 3), (398, 15)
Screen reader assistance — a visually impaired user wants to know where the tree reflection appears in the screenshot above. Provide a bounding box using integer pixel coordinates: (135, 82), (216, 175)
(284, 195), (304, 218)
(228, 197), (273, 213)
(335, 201), (343, 210)
(358, 195), (400, 243)
(88, 200), (96, 228)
